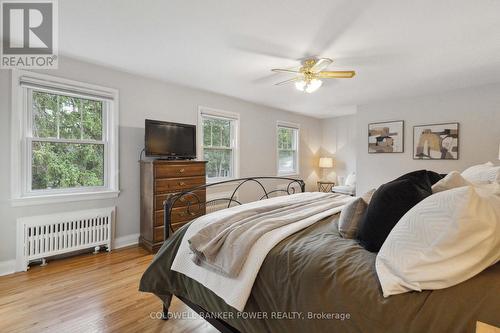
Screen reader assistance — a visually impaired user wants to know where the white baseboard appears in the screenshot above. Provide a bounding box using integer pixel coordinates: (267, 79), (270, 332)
(113, 233), (139, 249)
(0, 260), (16, 277)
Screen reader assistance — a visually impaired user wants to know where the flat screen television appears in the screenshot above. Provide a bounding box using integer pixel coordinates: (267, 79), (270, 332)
(145, 119), (196, 159)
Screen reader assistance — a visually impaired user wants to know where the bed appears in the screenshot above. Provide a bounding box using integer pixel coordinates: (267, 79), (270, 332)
(139, 177), (500, 333)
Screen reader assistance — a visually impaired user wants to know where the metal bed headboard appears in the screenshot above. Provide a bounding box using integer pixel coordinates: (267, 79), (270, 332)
(163, 177), (306, 239)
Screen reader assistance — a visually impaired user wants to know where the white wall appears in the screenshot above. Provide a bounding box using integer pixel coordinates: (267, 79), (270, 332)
(355, 83), (500, 194)
(0, 57), (323, 265)
(2, 57), (499, 269)
(320, 115), (357, 184)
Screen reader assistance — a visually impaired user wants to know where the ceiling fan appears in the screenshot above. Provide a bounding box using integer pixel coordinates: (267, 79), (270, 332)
(271, 58), (355, 93)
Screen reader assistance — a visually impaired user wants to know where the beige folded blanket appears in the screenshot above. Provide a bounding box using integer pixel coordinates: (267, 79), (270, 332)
(188, 192), (347, 277)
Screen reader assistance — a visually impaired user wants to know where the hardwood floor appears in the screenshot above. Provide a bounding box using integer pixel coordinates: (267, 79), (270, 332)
(0, 246), (219, 333)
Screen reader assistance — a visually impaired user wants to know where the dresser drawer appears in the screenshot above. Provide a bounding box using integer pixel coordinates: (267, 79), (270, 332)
(155, 176), (205, 193)
(154, 190), (206, 210)
(153, 221), (193, 241)
(155, 163), (205, 178)
(154, 206), (205, 227)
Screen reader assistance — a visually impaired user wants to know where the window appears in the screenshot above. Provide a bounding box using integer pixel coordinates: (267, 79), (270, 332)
(198, 107), (239, 182)
(277, 122), (299, 176)
(11, 70), (119, 205)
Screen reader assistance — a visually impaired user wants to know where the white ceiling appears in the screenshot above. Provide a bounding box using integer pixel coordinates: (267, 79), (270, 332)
(60, 0), (500, 118)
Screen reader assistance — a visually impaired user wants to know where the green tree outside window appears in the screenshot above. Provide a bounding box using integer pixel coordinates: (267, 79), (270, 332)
(202, 116), (233, 179)
(31, 91), (105, 190)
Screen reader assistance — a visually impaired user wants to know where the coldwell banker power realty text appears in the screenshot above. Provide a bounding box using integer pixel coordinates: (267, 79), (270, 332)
(1, 0), (58, 68)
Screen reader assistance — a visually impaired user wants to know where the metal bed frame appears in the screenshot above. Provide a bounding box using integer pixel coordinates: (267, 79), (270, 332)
(161, 176), (306, 332)
(163, 176), (305, 240)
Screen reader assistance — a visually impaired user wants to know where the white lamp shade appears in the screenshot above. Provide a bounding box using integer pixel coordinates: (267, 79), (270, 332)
(319, 157), (333, 168)
(295, 80), (306, 91)
(305, 79), (323, 93)
(295, 79), (323, 93)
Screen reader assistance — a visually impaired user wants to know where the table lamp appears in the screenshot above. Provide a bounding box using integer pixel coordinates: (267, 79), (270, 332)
(319, 157), (334, 181)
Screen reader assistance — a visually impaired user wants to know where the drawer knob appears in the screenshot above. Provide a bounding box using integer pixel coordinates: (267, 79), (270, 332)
(179, 168), (185, 173)
(179, 182), (186, 186)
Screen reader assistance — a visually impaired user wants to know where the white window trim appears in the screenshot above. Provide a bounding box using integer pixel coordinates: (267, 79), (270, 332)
(276, 120), (300, 177)
(10, 69), (120, 206)
(198, 106), (240, 183)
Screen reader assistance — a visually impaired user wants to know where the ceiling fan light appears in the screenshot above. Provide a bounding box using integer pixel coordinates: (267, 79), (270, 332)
(305, 79), (322, 93)
(295, 80), (306, 91)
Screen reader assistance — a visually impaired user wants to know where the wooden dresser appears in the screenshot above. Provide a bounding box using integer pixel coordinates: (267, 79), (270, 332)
(139, 160), (207, 253)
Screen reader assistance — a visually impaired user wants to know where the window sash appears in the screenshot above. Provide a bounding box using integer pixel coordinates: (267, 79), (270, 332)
(25, 88), (110, 194)
(278, 151), (297, 171)
(30, 88), (105, 142)
(277, 126), (299, 175)
(203, 147), (234, 180)
(200, 116), (236, 147)
(277, 127), (298, 150)
(29, 137), (106, 145)
(28, 139), (108, 193)
(201, 114), (236, 180)
(203, 146), (233, 150)
(201, 115), (235, 149)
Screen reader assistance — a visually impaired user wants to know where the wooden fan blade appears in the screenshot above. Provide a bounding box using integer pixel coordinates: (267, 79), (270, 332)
(317, 71), (356, 78)
(310, 58), (333, 73)
(271, 68), (301, 74)
(275, 77), (299, 86)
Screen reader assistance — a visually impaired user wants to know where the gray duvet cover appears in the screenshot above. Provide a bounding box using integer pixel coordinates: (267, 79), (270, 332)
(139, 215), (500, 333)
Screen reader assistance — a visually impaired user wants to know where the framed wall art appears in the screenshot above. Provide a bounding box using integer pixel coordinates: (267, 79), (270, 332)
(368, 121), (404, 153)
(413, 122), (459, 160)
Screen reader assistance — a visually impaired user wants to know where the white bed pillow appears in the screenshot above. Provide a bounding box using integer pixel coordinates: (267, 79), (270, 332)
(376, 184), (500, 297)
(461, 162), (499, 184)
(345, 173), (357, 187)
(431, 171), (471, 193)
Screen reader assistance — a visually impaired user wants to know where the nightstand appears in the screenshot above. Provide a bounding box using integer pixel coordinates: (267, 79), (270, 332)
(317, 180), (335, 192)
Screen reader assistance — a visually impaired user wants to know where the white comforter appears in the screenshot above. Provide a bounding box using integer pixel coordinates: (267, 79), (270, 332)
(171, 192), (353, 311)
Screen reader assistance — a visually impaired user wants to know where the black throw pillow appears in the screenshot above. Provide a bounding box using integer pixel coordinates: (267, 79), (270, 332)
(393, 169), (443, 188)
(357, 171), (435, 252)
(427, 172), (444, 185)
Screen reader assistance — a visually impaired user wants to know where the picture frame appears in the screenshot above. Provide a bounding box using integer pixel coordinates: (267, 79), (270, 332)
(413, 122), (459, 160)
(368, 120), (404, 153)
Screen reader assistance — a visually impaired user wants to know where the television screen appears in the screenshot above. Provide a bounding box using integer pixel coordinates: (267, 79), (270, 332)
(145, 119), (196, 158)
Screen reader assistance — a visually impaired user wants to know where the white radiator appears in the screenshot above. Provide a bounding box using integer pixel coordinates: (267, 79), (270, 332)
(15, 207), (115, 272)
